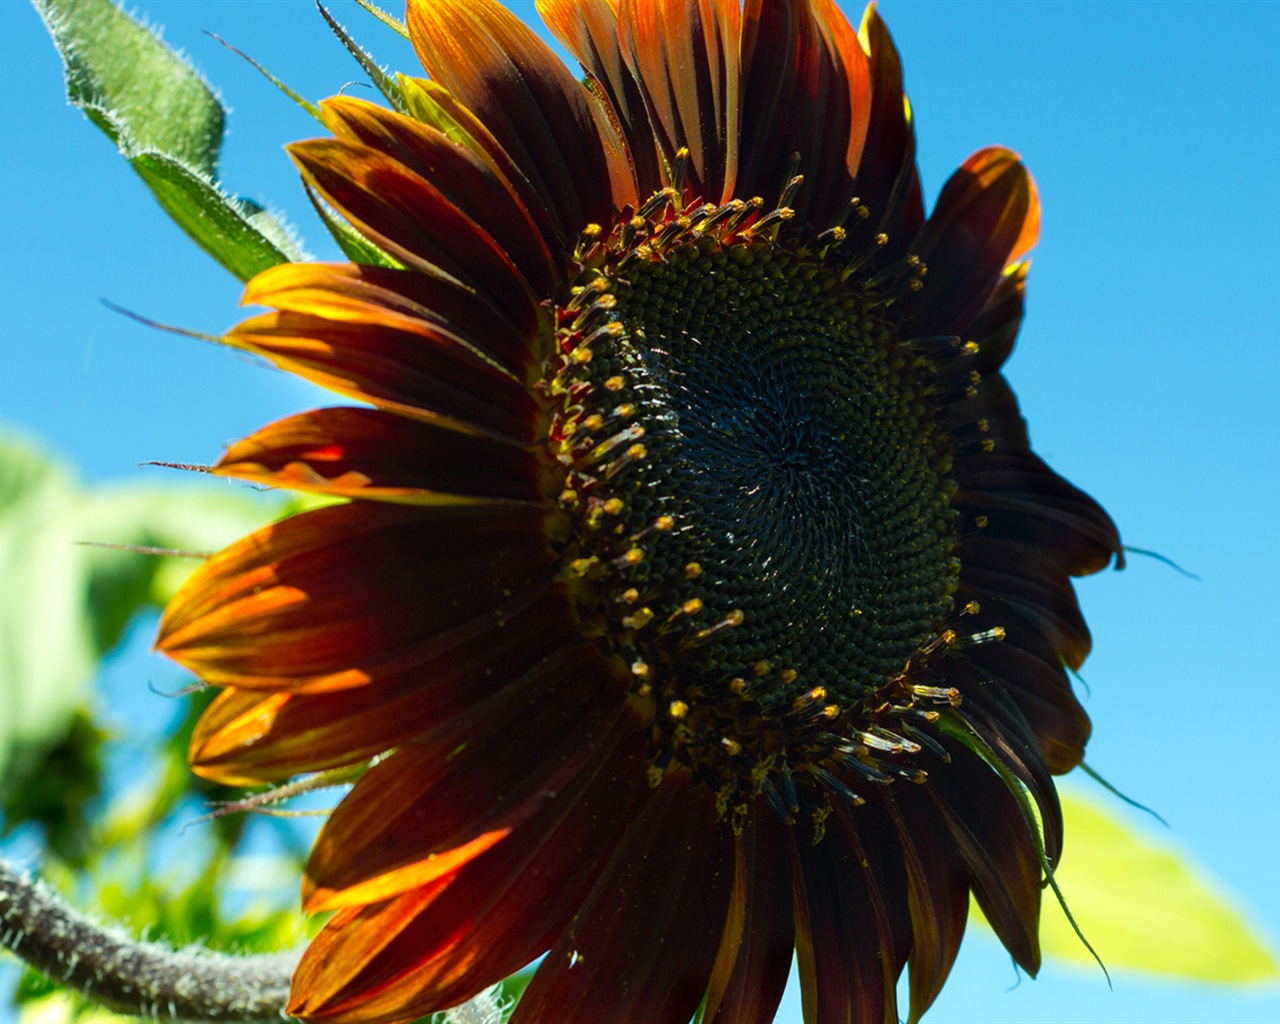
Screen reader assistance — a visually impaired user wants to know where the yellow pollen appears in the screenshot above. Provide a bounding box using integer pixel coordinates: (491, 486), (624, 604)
(583, 414), (605, 432)
(961, 341), (980, 356)
(977, 418), (990, 432)
(561, 420), (577, 437)
(626, 443), (648, 460)
(729, 677), (747, 695)
(753, 660), (772, 677)
(616, 403), (636, 419)
(823, 704), (840, 719)
(604, 320), (623, 335)
(569, 557), (597, 576)
(975, 515), (989, 528)
(631, 660), (650, 678)
(981, 439), (996, 452)
(559, 489), (578, 506)
(964, 600), (981, 615)
(685, 561), (702, 579)
(682, 598), (704, 615)
(602, 497), (624, 515)
(636, 683), (652, 697)
(875, 232), (889, 246)
(809, 687), (827, 702)
(781, 668), (798, 684)
(855, 204), (870, 219)
(623, 547), (644, 565)
(725, 609), (744, 626)
(582, 223), (602, 238)
(630, 215), (645, 230)
(990, 626), (1007, 641)
(669, 700), (689, 720)
(597, 294), (617, 310)
(571, 347), (593, 364)
(940, 629), (958, 646)
(620, 587), (639, 604)
(655, 515), (675, 531)
(722, 738), (743, 756)
(605, 375), (626, 391)
(624, 607), (654, 629)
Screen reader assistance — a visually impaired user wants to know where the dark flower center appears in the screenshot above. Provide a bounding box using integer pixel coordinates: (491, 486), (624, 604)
(545, 197), (962, 817)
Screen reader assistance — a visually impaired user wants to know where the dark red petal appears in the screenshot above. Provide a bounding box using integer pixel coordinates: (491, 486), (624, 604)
(738, 0), (870, 226)
(904, 148), (1040, 336)
(512, 777), (735, 1024)
(926, 740), (1044, 974)
(791, 808), (904, 1024)
(960, 536), (1093, 665)
(188, 585), (578, 784)
(963, 635), (1092, 773)
(537, 0), (663, 193)
(288, 138), (539, 313)
(213, 407), (541, 505)
(703, 804), (795, 1024)
(319, 96), (559, 296)
(157, 503), (552, 691)
(303, 643), (624, 911)
(617, 0), (741, 203)
(290, 727), (653, 1023)
(855, 7), (923, 250)
(954, 451), (1123, 580)
(406, 0), (629, 239)
(881, 789), (969, 1024)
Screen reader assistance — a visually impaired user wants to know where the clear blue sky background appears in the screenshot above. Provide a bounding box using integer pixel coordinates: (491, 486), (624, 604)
(2, 2), (1279, 1023)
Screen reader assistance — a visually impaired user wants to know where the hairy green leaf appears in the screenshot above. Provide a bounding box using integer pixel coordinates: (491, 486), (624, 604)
(33, 0), (302, 279)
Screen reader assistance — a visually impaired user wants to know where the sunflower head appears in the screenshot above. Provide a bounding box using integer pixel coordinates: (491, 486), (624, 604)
(157, 2), (1121, 1022)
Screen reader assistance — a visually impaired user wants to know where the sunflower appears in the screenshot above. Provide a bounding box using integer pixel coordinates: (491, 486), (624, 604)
(156, 1), (1122, 1022)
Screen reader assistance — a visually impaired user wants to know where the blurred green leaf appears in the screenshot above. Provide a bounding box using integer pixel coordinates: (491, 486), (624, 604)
(33, 0), (303, 279)
(0, 432), (284, 822)
(0, 436), (97, 790)
(976, 791), (1280, 984)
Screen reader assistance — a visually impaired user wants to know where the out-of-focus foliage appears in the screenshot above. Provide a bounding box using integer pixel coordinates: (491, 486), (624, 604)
(0, 430), (313, 1020)
(1036, 793), (1280, 983)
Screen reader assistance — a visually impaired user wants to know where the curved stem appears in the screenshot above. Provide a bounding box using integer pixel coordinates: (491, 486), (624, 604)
(0, 859), (296, 1021)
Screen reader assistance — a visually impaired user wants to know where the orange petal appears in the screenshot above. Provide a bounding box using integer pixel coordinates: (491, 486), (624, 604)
(157, 503), (552, 691)
(288, 138), (538, 313)
(317, 96), (559, 297)
(406, 0), (629, 237)
(188, 585), (577, 784)
(537, 0), (663, 192)
(302, 643), (624, 911)
(617, 0), (741, 203)
(904, 147), (1040, 336)
(738, 0), (870, 226)
(289, 726), (651, 1023)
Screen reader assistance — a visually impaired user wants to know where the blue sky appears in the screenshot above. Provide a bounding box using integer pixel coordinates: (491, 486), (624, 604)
(2, 2), (1279, 1022)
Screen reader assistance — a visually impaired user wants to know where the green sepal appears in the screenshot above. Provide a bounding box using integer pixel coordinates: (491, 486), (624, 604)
(316, 1), (408, 114)
(33, 0), (304, 280)
(353, 0), (409, 40)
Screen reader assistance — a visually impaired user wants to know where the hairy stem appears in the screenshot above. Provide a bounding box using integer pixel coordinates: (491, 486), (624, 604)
(0, 859), (296, 1021)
